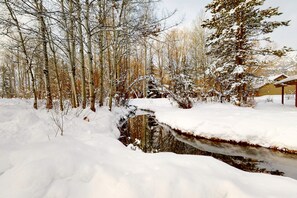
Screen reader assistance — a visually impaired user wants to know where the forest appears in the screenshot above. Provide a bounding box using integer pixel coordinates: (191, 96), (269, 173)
(0, 0), (292, 110)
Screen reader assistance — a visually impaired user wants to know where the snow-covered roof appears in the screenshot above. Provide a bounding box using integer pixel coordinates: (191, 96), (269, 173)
(274, 75), (297, 86)
(252, 78), (268, 89)
(267, 74), (288, 81)
(253, 74), (288, 89)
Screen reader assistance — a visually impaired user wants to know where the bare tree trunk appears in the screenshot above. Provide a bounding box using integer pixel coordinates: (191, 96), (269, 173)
(35, 0), (53, 109)
(107, 32), (113, 111)
(16, 47), (22, 97)
(1, 66), (5, 98)
(99, 32), (104, 107)
(60, 0), (79, 108)
(108, 2), (117, 111)
(76, 0), (86, 109)
(123, 1), (130, 101)
(70, 0), (79, 108)
(98, 0), (106, 107)
(143, 41), (147, 98)
(85, 0), (95, 111)
(47, 26), (64, 111)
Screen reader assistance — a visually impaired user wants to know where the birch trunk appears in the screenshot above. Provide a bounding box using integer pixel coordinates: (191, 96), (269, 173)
(85, 0), (95, 111)
(76, 0), (86, 109)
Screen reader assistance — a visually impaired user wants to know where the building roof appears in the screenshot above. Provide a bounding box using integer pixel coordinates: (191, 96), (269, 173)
(253, 74), (288, 89)
(274, 75), (297, 87)
(268, 74), (288, 81)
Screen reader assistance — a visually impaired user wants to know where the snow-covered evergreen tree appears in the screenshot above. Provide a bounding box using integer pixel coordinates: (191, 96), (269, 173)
(203, 0), (291, 105)
(172, 56), (194, 108)
(147, 58), (162, 98)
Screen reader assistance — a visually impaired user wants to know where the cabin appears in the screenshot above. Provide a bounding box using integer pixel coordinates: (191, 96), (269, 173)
(254, 74), (296, 96)
(274, 75), (297, 107)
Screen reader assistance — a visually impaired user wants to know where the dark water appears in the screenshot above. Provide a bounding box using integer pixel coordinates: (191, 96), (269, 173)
(118, 113), (297, 180)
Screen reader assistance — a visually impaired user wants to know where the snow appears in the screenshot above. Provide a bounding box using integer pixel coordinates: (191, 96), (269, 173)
(232, 65), (244, 74)
(268, 74), (288, 81)
(129, 98), (177, 112)
(1, 98), (297, 197)
(275, 75), (297, 85)
(130, 96), (297, 152)
(253, 74), (288, 89)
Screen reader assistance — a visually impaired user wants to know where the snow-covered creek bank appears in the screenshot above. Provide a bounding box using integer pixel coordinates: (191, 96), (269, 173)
(129, 97), (297, 153)
(119, 112), (297, 180)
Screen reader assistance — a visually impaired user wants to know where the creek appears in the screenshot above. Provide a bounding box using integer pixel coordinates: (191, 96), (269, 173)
(118, 112), (297, 180)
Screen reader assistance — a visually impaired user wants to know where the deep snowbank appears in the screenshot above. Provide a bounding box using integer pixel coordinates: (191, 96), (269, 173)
(1, 98), (297, 198)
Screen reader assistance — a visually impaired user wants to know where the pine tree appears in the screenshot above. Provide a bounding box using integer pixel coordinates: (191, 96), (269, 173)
(173, 56), (194, 108)
(147, 58), (161, 98)
(203, 0), (291, 105)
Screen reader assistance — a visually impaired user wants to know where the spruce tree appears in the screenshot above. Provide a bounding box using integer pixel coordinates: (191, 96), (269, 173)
(147, 58), (161, 98)
(173, 56), (194, 108)
(203, 0), (291, 105)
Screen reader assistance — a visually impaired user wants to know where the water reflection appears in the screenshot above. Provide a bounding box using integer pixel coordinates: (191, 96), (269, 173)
(118, 114), (297, 180)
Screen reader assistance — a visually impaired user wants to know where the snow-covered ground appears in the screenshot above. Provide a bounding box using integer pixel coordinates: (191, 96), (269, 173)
(130, 95), (297, 152)
(1, 98), (297, 197)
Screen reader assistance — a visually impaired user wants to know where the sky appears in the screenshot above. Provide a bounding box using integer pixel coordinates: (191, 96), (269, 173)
(160, 0), (297, 50)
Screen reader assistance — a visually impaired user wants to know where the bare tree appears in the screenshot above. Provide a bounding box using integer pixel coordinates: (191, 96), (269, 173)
(3, 0), (38, 109)
(75, 0), (87, 109)
(85, 0), (96, 111)
(34, 0), (53, 109)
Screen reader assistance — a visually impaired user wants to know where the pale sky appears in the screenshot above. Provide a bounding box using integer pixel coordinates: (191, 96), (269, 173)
(160, 0), (297, 50)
